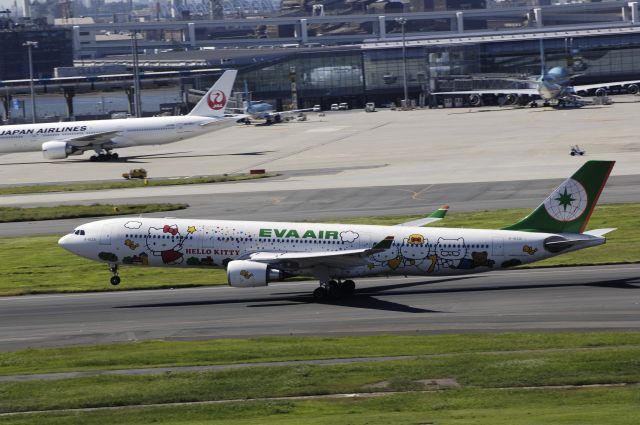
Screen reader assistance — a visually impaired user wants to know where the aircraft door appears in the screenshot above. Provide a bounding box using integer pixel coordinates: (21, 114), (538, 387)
(99, 224), (113, 245)
(492, 237), (504, 256)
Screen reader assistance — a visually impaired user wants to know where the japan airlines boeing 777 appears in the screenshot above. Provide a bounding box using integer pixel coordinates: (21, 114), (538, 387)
(59, 161), (614, 299)
(0, 70), (238, 161)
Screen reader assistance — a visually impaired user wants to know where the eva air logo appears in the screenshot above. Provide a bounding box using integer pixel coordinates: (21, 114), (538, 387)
(543, 178), (588, 222)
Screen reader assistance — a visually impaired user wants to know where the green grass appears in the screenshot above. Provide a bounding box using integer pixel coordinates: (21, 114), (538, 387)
(0, 334), (639, 414)
(2, 203), (638, 296)
(0, 203), (188, 222)
(2, 387), (639, 425)
(2, 332), (639, 376)
(0, 173), (275, 195)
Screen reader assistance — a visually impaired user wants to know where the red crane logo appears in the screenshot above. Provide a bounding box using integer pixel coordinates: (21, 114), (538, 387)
(207, 90), (227, 110)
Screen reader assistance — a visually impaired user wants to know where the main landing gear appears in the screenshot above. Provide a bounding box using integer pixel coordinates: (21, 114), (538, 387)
(109, 264), (121, 286)
(90, 151), (119, 162)
(312, 279), (356, 301)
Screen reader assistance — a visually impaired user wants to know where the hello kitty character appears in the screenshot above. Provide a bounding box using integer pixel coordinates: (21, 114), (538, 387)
(146, 225), (185, 264)
(370, 244), (401, 270)
(400, 235), (433, 271)
(436, 237), (467, 270)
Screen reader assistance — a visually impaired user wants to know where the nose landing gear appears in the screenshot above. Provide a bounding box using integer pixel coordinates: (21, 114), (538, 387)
(109, 264), (121, 286)
(312, 279), (356, 301)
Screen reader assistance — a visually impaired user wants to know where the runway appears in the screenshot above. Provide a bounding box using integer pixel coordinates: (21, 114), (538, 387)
(1, 264), (639, 351)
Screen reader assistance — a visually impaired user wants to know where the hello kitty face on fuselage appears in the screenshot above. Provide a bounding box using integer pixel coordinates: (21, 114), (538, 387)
(371, 245), (399, 263)
(401, 238), (430, 260)
(436, 237), (467, 261)
(146, 226), (182, 254)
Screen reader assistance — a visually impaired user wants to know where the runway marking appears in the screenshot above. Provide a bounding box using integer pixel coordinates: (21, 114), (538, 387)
(394, 184), (435, 201)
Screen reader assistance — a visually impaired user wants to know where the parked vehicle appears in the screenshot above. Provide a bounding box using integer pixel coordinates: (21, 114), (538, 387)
(365, 102), (376, 112)
(338, 102), (349, 110)
(330, 103), (339, 111)
(312, 105), (321, 112)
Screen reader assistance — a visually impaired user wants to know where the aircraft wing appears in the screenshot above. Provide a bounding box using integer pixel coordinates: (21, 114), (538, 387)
(265, 108), (313, 118)
(396, 205), (449, 227)
(433, 88), (539, 96)
(242, 236), (394, 270)
(62, 131), (120, 149)
(573, 80), (640, 93)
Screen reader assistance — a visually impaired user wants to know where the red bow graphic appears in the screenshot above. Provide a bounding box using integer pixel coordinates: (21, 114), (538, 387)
(163, 225), (178, 236)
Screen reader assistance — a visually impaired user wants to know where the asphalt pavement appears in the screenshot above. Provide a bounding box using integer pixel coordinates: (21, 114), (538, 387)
(1, 264), (638, 351)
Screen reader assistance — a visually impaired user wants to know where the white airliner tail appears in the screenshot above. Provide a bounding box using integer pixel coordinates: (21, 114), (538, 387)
(188, 70), (237, 118)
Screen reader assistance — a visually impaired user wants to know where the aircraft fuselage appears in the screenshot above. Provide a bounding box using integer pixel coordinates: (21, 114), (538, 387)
(59, 217), (602, 279)
(0, 115), (233, 154)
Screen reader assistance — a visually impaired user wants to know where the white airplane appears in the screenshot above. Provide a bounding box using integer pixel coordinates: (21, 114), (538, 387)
(233, 81), (312, 125)
(434, 40), (640, 107)
(0, 70), (239, 161)
(59, 161), (614, 300)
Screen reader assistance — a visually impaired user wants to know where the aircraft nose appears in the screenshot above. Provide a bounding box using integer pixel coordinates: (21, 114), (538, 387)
(58, 234), (79, 254)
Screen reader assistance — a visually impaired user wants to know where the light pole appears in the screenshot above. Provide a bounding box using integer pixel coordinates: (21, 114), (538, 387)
(395, 17), (408, 109)
(131, 31), (142, 117)
(23, 40), (38, 123)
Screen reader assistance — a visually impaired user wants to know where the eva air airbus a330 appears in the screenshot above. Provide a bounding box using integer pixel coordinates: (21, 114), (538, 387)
(59, 161), (615, 299)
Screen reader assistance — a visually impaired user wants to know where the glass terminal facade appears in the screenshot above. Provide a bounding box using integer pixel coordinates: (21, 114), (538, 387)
(238, 32), (640, 109)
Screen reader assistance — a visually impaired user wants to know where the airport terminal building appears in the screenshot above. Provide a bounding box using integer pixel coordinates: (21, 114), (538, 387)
(11, 1), (640, 112)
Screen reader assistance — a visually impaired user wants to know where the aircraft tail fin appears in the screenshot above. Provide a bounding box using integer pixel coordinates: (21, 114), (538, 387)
(188, 70), (237, 118)
(502, 160), (615, 234)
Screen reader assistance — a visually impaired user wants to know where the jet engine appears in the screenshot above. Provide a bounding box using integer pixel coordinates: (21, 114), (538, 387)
(42, 141), (73, 160)
(226, 260), (284, 288)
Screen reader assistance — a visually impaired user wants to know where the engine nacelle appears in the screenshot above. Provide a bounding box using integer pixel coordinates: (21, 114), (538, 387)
(627, 84), (639, 95)
(468, 94), (482, 107)
(226, 260), (284, 288)
(42, 141), (72, 160)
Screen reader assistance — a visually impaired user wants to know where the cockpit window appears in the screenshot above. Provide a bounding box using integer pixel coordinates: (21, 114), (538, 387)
(73, 230), (86, 236)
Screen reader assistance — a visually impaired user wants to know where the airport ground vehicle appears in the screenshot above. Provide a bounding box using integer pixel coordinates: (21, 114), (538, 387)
(365, 103), (376, 112)
(312, 105), (321, 112)
(338, 102), (349, 110)
(330, 104), (339, 111)
(122, 168), (147, 179)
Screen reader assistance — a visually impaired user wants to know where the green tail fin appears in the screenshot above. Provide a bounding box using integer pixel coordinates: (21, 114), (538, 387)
(503, 160), (615, 234)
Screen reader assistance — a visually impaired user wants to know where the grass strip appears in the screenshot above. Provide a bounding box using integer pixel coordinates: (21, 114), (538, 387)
(0, 173), (275, 195)
(2, 387), (639, 425)
(1, 332), (639, 376)
(0, 204), (188, 223)
(1, 343), (639, 413)
(2, 203), (639, 296)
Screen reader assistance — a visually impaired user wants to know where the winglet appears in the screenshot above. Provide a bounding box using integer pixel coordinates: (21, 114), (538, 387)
(396, 205), (449, 227)
(429, 204), (449, 219)
(371, 236), (394, 251)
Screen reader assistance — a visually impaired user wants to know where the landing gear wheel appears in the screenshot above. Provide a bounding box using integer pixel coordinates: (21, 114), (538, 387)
(342, 280), (355, 295)
(109, 264), (120, 286)
(313, 287), (327, 300)
(90, 155), (97, 161)
(111, 152), (119, 160)
(327, 280), (342, 299)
